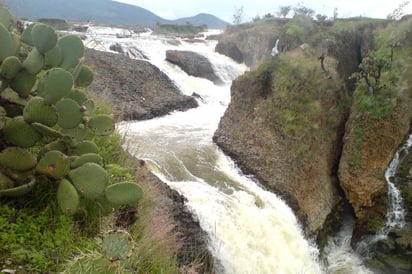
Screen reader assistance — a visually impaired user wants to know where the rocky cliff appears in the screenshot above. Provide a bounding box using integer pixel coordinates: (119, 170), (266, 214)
(213, 15), (412, 268)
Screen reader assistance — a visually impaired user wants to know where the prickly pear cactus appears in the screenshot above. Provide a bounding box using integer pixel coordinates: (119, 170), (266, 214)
(0, 7), (143, 215)
(105, 182), (143, 206)
(101, 230), (135, 261)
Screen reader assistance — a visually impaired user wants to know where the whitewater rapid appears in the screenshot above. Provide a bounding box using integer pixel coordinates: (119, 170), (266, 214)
(83, 25), (376, 273)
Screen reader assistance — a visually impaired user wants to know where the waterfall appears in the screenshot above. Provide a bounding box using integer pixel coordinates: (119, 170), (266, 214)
(381, 133), (412, 233)
(83, 25), (376, 273)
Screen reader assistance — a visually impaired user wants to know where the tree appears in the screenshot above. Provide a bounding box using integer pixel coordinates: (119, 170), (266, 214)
(232, 6), (244, 25)
(351, 51), (392, 95)
(277, 5), (292, 18)
(293, 4), (315, 18)
(387, 1), (410, 20)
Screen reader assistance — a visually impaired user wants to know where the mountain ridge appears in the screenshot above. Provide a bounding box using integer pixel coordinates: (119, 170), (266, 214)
(1, 0), (229, 29)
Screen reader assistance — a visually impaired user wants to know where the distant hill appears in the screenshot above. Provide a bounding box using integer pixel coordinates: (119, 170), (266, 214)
(171, 13), (229, 29)
(0, 0), (229, 29)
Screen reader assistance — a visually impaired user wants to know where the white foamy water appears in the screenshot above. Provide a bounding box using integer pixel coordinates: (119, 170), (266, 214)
(84, 25), (376, 273)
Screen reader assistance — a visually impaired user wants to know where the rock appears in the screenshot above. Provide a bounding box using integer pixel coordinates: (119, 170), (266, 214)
(109, 43), (148, 60)
(71, 24), (88, 32)
(215, 41), (243, 63)
(165, 50), (223, 85)
(85, 48), (198, 121)
(338, 102), (410, 241)
(213, 50), (345, 237)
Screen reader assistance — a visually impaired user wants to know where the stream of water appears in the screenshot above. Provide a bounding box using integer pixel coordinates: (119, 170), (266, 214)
(83, 25), (392, 273)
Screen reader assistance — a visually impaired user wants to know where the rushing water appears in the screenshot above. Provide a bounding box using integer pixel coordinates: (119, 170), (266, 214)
(83, 25), (380, 273)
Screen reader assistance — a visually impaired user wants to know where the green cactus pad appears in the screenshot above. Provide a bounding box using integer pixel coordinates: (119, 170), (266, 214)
(57, 179), (80, 215)
(37, 68), (73, 104)
(44, 45), (63, 68)
(0, 56), (22, 80)
(1, 87), (29, 106)
(70, 140), (99, 156)
(69, 162), (108, 200)
(22, 48), (44, 75)
(31, 122), (63, 138)
(75, 65), (94, 87)
(81, 99), (95, 116)
(0, 147), (37, 171)
(56, 98), (83, 129)
(88, 114), (115, 136)
(0, 178), (36, 197)
(0, 7), (12, 29)
(0, 106), (6, 129)
(23, 97), (58, 127)
(70, 153), (103, 169)
(105, 182), (143, 206)
(3, 116), (41, 147)
(66, 88), (88, 105)
(0, 172), (15, 190)
(11, 33), (21, 56)
(31, 23), (58, 54)
(0, 24), (13, 62)
(102, 230), (135, 261)
(10, 70), (37, 97)
(36, 150), (70, 179)
(58, 35), (85, 69)
(21, 23), (35, 46)
(60, 124), (89, 139)
(38, 140), (67, 158)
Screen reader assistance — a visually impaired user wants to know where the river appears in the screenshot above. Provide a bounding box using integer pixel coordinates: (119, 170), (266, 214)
(84, 25), (376, 274)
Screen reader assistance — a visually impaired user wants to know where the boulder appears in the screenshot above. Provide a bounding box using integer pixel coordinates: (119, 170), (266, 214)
(165, 50), (223, 85)
(85, 48), (198, 121)
(215, 41), (243, 63)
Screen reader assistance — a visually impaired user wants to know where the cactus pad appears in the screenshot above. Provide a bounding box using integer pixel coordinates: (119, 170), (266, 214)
(57, 179), (80, 215)
(105, 182), (143, 206)
(36, 150), (70, 179)
(58, 35), (85, 69)
(38, 140), (67, 158)
(31, 23), (58, 54)
(0, 178), (36, 197)
(66, 88), (88, 105)
(23, 97), (58, 127)
(3, 116), (41, 147)
(10, 70), (37, 97)
(31, 122), (63, 138)
(0, 24), (13, 62)
(60, 124), (89, 139)
(81, 99), (95, 116)
(0, 7), (12, 29)
(70, 153), (103, 169)
(44, 45), (63, 68)
(75, 65), (94, 87)
(56, 98), (83, 129)
(1, 87), (29, 106)
(22, 48), (44, 75)
(70, 140), (99, 156)
(0, 106), (6, 129)
(88, 114), (115, 136)
(0, 56), (22, 80)
(37, 68), (73, 104)
(0, 147), (37, 171)
(0, 172), (15, 190)
(101, 230), (135, 261)
(69, 162), (109, 200)
(21, 23), (35, 46)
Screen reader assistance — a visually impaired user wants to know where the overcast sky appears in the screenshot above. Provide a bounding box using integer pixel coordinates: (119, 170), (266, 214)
(113, 0), (412, 22)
